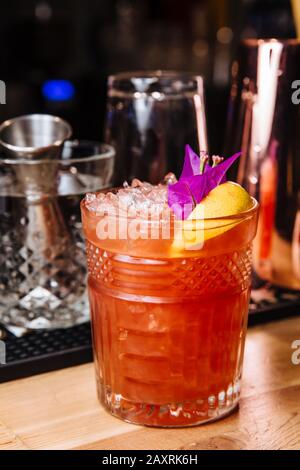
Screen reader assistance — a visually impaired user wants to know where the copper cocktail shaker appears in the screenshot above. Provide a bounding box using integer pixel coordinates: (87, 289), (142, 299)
(225, 39), (300, 289)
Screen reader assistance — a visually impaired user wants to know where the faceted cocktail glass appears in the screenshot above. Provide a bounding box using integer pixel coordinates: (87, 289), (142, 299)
(81, 189), (258, 427)
(0, 142), (114, 329)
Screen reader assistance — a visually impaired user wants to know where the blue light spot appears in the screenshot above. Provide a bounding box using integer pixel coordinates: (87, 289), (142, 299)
(42, 80), (75, 101)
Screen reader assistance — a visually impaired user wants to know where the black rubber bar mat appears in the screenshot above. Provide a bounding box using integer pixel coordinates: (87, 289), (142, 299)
(1, 279), (300, 383)
(0, 323), (93, 383)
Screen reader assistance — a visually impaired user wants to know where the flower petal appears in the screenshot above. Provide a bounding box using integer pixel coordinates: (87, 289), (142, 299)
(180, 145), (201, 178)
(168, 151), (241, 219)
(167, 180), (195, 219)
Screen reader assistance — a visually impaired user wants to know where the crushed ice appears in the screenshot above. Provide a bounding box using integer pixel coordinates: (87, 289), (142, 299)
(84, 176), (177, 218)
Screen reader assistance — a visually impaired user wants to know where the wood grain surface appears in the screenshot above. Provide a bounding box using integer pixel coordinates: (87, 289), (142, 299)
(0, 317), (300, 450)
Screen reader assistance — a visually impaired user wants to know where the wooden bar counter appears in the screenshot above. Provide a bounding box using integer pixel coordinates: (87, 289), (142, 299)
(1, 317), (300, 450)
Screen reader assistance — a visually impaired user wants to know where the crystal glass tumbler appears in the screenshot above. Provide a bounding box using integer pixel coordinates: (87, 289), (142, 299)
(0, 141), (114, 329)
(81, 190), (258, 427)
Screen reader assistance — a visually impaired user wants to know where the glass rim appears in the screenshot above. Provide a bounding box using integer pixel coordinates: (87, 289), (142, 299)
(0, 142), (115, 166)
(81, 193), (259, 226)
(108, 70), (204, 97)
(185, 196), (259, 222)
(241, 38), (300, 47)
(109, 70), (204, 82)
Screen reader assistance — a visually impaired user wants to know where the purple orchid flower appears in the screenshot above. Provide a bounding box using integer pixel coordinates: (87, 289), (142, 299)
(168, 146), (241, 219)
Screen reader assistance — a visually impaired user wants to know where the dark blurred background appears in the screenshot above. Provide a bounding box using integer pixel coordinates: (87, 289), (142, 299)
(0, 0), (297, 154)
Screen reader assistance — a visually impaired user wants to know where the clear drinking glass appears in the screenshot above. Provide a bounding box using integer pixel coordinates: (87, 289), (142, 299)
(0, 141), (114, 329)
(105, 71), (208, 185)
(81, 188), (258, 427)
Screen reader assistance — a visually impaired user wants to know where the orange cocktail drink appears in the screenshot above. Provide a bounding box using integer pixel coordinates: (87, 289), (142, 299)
(81, 182), (258, 427)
